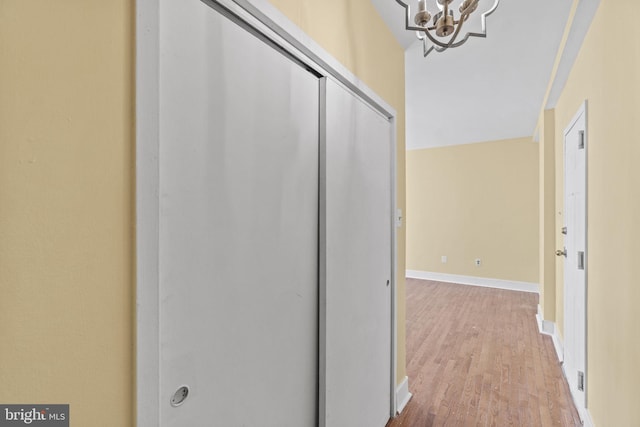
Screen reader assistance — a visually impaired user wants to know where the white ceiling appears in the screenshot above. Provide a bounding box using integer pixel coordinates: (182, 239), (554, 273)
(371, 0), (575, 149)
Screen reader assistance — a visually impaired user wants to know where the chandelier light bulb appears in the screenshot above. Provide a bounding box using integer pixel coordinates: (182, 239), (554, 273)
(414, 0), (431, 27)
(435, 10), (455, 37)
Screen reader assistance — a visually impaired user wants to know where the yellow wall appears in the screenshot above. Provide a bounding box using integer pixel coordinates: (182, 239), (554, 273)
(406, 138), (539, 283)
(267, 0), (407, 384)
(554, 113), (566, 339)
(548, 0), (640, 424)
(0, 1), (134, 426)
(539, 110), (556, 320)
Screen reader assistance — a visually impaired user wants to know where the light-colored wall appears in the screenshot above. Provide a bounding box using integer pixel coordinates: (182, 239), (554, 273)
(548, 0), (640, 424)
(539, 110), (556, 320)
(0, 1), (134, 426)
(406, 138), (539, 283)
(268, 0), (407, 383)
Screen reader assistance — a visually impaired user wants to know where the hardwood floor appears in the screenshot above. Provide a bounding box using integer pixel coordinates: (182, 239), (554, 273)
(387, 279), (581, 427)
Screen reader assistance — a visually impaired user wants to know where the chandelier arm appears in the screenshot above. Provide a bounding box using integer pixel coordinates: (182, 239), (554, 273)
(459, 0), (479, 16)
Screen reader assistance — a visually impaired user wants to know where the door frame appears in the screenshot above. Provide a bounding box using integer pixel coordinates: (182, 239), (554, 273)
(561, 100), (588, 417)
(135, 0), (399, 425)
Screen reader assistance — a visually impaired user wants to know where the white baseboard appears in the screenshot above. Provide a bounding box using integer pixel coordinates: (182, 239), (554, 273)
(395, 376), (412, 414)
(406, 270), (539, 294)
(535, 309), (544, 332)
(536, 305), (563, 363)
(581, 407), (595, 427)
(536, 309), (596, 426)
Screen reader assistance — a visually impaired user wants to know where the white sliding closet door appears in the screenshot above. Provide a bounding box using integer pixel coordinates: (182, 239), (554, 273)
(158, 1), (319, 425)
(322, 79), (393, 427)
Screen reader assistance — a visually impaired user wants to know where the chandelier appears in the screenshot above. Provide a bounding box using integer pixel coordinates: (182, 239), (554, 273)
(396, 0), (500, 57)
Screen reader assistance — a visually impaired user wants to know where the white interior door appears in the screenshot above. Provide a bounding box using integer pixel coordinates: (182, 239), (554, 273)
(158, 1), (319, 425)
(321, 79), (393, 427)
(563, 103), (587, 413)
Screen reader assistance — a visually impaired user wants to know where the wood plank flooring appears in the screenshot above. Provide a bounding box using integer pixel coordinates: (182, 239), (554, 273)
(387, 279), (581, 427)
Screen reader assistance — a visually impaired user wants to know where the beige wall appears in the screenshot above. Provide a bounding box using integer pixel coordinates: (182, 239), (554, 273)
(268, 0), (407, 383)
(406, 138), (539, 283)
(0, 1), (134, 426)
(539, 109), (556, 320)
(546, 0), (640, 424)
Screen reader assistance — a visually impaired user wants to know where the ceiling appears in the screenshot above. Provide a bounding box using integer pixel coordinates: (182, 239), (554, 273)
(371, 0), (575, 150)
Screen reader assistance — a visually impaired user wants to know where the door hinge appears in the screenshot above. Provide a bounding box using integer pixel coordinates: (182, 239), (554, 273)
(578, 251), (585, 270)
(578, 130), (585, 149)
(578, 371), (585, 392)
(562, 226), (567, 235)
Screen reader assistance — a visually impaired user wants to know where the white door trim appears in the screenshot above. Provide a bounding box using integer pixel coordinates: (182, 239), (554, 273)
(562, 99), (588, 417)
(135, 0), (160, 424)
(390, 104), (399, 417)
(135, 0), (399, 424)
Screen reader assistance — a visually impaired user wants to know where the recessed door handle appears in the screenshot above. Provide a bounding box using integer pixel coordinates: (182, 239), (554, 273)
(556, 248), (567, 257)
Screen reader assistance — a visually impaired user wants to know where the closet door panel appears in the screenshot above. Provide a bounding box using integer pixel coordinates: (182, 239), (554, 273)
(158, 1), (319, 425)
(322, 79), (393, 427)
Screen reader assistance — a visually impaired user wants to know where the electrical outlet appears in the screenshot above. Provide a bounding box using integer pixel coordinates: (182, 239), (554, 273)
(441, 256), (447, 264)
(475, 258), (481, 266)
